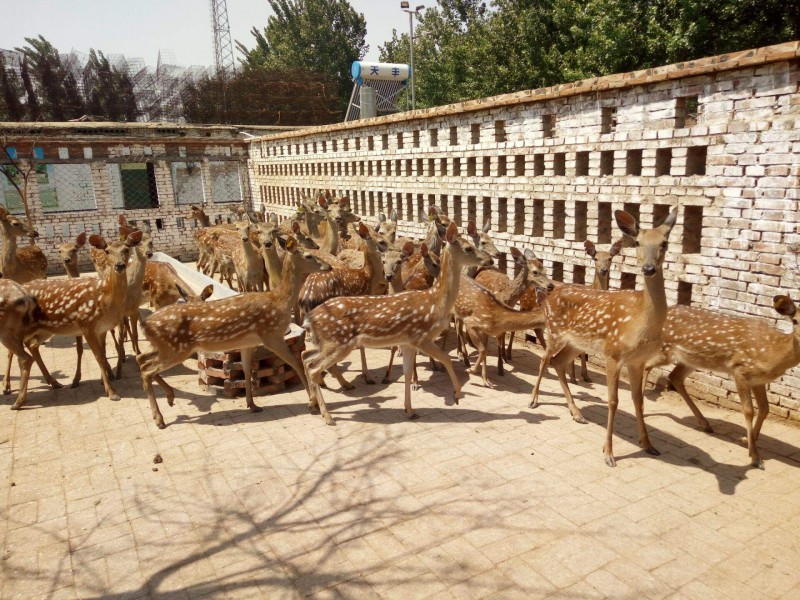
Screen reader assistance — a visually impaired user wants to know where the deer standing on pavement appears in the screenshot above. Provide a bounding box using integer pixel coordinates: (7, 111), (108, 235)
(56, 232), (90, 388)
(303, 222), (493, 422)
(0, 277), (41, 410)
(136, 236), (331, 428)
(0, 205), (47, 284)
(641, 297), (800, 469)
(530, 208), (678, 467)
(14, 231), (143, 408)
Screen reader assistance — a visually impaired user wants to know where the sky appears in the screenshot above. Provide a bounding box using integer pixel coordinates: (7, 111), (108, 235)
(0, 0), (408, 67)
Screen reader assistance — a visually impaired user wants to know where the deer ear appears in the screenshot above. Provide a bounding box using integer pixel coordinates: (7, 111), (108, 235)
(445, 222), (458, 244)
(126, 230), (143, 246)
(482, 219), (491, 233)
(118, 225), (132, 241)
(523, 248), (537, 261)
(615, 210), (638, 239)
(270, 212), (278, 224)
(176, 284), (190, 302)
(420, 243), (429, 256)
(200, 284), (214, 301)
(379, 213), (386, 223)
(773, 295), (797, 317)
(467, 220), (477, 236)
(358, 222), (370, 239)
(285, 236), (298, 252)
(610, 239), (623, 257)
(276, 235), (287, 250)
(76, 232), (87, 247)
(401, 240), (415, 257)
(88, 234), (106, 249)
(318, 195), (327, 209)
(0, 205), (8, 219)
(292, 221), (301, 233)
(510, 247), (522, 259)
(584, 240), (597, 258)
(660, 207), (679, 232)
(391, 209), (397, 222)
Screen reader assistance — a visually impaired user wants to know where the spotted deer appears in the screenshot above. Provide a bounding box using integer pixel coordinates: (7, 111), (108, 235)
(143, 262), (213, 309)
(0, 277), (41, 410)
(136, 236), (331, 428)
(303, 222), (493, 422)
(530, 208), (679, 467)
(14, 231), (143, 408)
(231, 221), (267, 292)
(0, 205), (48, 284)
(641, 297), (800, 469)
(56, 232), (89, 388)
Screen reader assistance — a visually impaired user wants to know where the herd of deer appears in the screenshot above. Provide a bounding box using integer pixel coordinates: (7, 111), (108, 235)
(1, 195), (799, 470)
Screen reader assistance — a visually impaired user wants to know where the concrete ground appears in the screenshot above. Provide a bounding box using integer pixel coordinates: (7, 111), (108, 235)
(2, 329), (800, 599)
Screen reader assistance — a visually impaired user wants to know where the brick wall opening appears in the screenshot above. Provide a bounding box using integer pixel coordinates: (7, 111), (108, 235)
(368, 191), (375, 216)
(553, 200), (566, 238)
(675, 96), (699, 129)
(367, 136), (373, 151)
(498, 198), (508, 232)
(453, 195), (462, 225)
(498, 156), (507, 177)
(453, 157), (461, 176)
(467, 196), (477, 223)
(600, 150), (614, 175)
(532, 199), (545, 237)
(495, 120), (506, 143)
(483, 156), (491, 177)
(498, 252), (507, 275)
(482, 196), (491, 226)
(514, 198), (525, 234)
(677, 281), (693, 305)
(601, 106), (617, 133)
(440, 194), (449, 215)
(575, 201), (587, 241)
(573, 264), (586, 285)
(405, 158), (412, 175)
(515, 155), (525, 176)
(542, 114), (555, 138)
(655, 148), (672, 176)
(683, 205), (703, 253)
(414, 158), (422, 175)
(626, 149), (643, 175)
(377, 191), (384, 215)
(412, 130), (420, 148)
(367, 161), (373, 176)
(430, 128), (438, 146)
(386, 192), (393, 215)
(360, 191), (367, 214)
(397, 132), (404, 149)
(686, 146), (707, 176)
(553, 152), (566, 176)
(428, 194), (436, 210)
(551, 261), (563, 282)
(534, 154), (545, 176)
(467, 157), (477, 176)
(382, 133), (389, 149)
(376, 160), (383, 175)
(332, 140), (338, 152)
(440, 157), (448, 176)
(575, 151), (589, 176)
(428, 158), (435, 176)
(355, 137), (361, 150)
(598, 202), (612, 244)
(471, 123), (481, 144)
(406, 193), (413, 220)
(450, 125), (458, 145)
(620, 272), (637, 290)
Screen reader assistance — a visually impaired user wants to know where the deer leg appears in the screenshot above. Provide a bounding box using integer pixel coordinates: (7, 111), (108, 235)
(383, 346), (398, 384)
(666, 364), (712, 432)
(414, 339), (464, 403)
(303, 344), (352, 423)
(534, 328), (547, 349)
(627, 362), (658, 457)
(360, 347), (374, 384)
(569, 359), (578, 385)
(137, 351), (167, 429)
(580, 354), (591, 382)
(401, 345), (418, 419)
(734, 376), (762, 469)
(5, 338), (35, 410)
(114, 322), (125, 380)
(530, 336), (569, 409)
(496, 334), (505, 376)
(603, 358), (622, 468)
(27, 345), (63, 390)
(505, 331), (514, 361)
(128, 316), (141, 355)
(3, 349), (13, 394)
(239, 347), (262, 413)
(83, 331), (120, 401)
(327, 365), (355, 390)
(751, 385), (769, 466)
(72, 337), (83, 388)
(550, 348), (587, 424)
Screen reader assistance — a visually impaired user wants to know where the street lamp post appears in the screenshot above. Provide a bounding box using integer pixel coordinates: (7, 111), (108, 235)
(400, 2), (424, 111)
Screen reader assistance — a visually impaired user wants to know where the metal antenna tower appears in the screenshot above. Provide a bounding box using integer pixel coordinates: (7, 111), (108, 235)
(210, 0), (236, 75)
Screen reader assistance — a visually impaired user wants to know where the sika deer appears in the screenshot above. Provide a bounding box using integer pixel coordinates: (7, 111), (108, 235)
(232, 221), (267, 292)
(0, 277), (41, 409)
(136, 236), (331, 428)
(0, 205), (48, 284)
(642, 297), (800, 469)
(57, 232), (89, 388)
(143, 262), (212, 309)
(303, 222), (493, 422)
(16, 231), (143, 407)
(530, 208), (678, 467)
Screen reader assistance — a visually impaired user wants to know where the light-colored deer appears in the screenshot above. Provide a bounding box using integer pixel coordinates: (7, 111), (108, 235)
(0, 277), (41, 410)
(136, 236), (331, 428)
(142, 262), (213, 309)
(530, 208), (678, 467)
(16, 231), (143, 407)
(56, 232), (89, 388)
(0, 205), (48, 284)
(231, 220), (267, 292)
(302, 222), (493, 422)
(641, 297), (800, 469)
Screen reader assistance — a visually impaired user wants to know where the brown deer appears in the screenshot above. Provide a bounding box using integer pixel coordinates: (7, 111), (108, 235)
(0, 205), (47, 284)
(15, 231), (143, 408)
(231, 221), (267, 292)
(143, 262), (213, 309)
(136, 236), (331, 429)
(530, 208), (679, 467)
(641, 297), (800, 469)
(302, 222), (493, 422)
(0, 277), (41, 410)
(56, 232), (89, 388)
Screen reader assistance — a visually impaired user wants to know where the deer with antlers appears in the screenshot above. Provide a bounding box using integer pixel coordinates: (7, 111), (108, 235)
(136, 236), (331, 428)
(641, 296), (800, 469)
(13, 231), (143, 408)
(530, 208), (678, 467)
(303, 222), (493, 422)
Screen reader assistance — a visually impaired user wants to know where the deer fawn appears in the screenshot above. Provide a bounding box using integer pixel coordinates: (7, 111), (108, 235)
(136, 236), (331, 429)
(530, 208), (678, 467)
(302, 222), (493, 422)
(0, 277), (41, 410)
(232, 221), (267, 292)
(56, 232), (90, 388)
(15, 231), (143, 408)
(641, 297), (800, 469)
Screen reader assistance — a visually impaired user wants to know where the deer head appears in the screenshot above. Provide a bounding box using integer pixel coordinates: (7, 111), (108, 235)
(89, 230), (143, 273)
(0, 205), (38, 240)
(289, 221), (320, 249)
(514, 247), (553, 292)
(615, 208), (678, 277)
(58, 232), (87, 268)
(383, 241), (415, 283)
(466, 220), (500, 260)
(774, 295), (799, 331)
(120, 225), (153, 259)
(584, 239), (623, 278)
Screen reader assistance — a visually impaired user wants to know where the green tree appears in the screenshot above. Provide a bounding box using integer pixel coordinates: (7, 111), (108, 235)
(83, 49), (138, 121)
(15, 35), (84, 120)
(237, 0), (368, 113)
(0, 54), (25, 121)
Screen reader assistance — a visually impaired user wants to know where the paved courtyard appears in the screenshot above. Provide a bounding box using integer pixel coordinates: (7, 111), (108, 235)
(3, 329), (800, 599)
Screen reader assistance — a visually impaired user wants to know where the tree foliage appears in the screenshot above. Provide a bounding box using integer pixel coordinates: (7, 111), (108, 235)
(380, 0), (800, 109)
(236, 0), (368, 113)
(83, 49), (138, 122)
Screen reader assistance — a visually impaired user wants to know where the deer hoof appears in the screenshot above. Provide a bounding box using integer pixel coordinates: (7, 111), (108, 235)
(363, 375), (375, 385)
(341, 382), (355, 391)
(49, 379), (64, 389)
(753, 459), (765, 470)
(582, 375), (592, 383)
(529, 399), (539, 409)
(110, 394), (121, 402)
(453, 391), (464, 404)
(156, 421), (167, 430)
(249, 405), (263, 413)
(381, 376), (390, 384)
(739, 436), (748, 445)
(645, 446), (661, 457)
(605, 455), (617, 468)
(324, 416), (336, 426)
(2, 387), (10, 395)
(408, 412), (420, 420)
(70, 380), (80, 389)
(701, 423), (713, 433)
(573, 414), (588, 424)
(10, 403), (21, 410)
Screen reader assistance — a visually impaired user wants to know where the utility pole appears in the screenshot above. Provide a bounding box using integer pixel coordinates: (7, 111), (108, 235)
(400, 2), (425, 111)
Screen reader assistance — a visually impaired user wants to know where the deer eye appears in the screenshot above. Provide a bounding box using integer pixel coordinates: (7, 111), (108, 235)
(633, 241), (640, 247)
